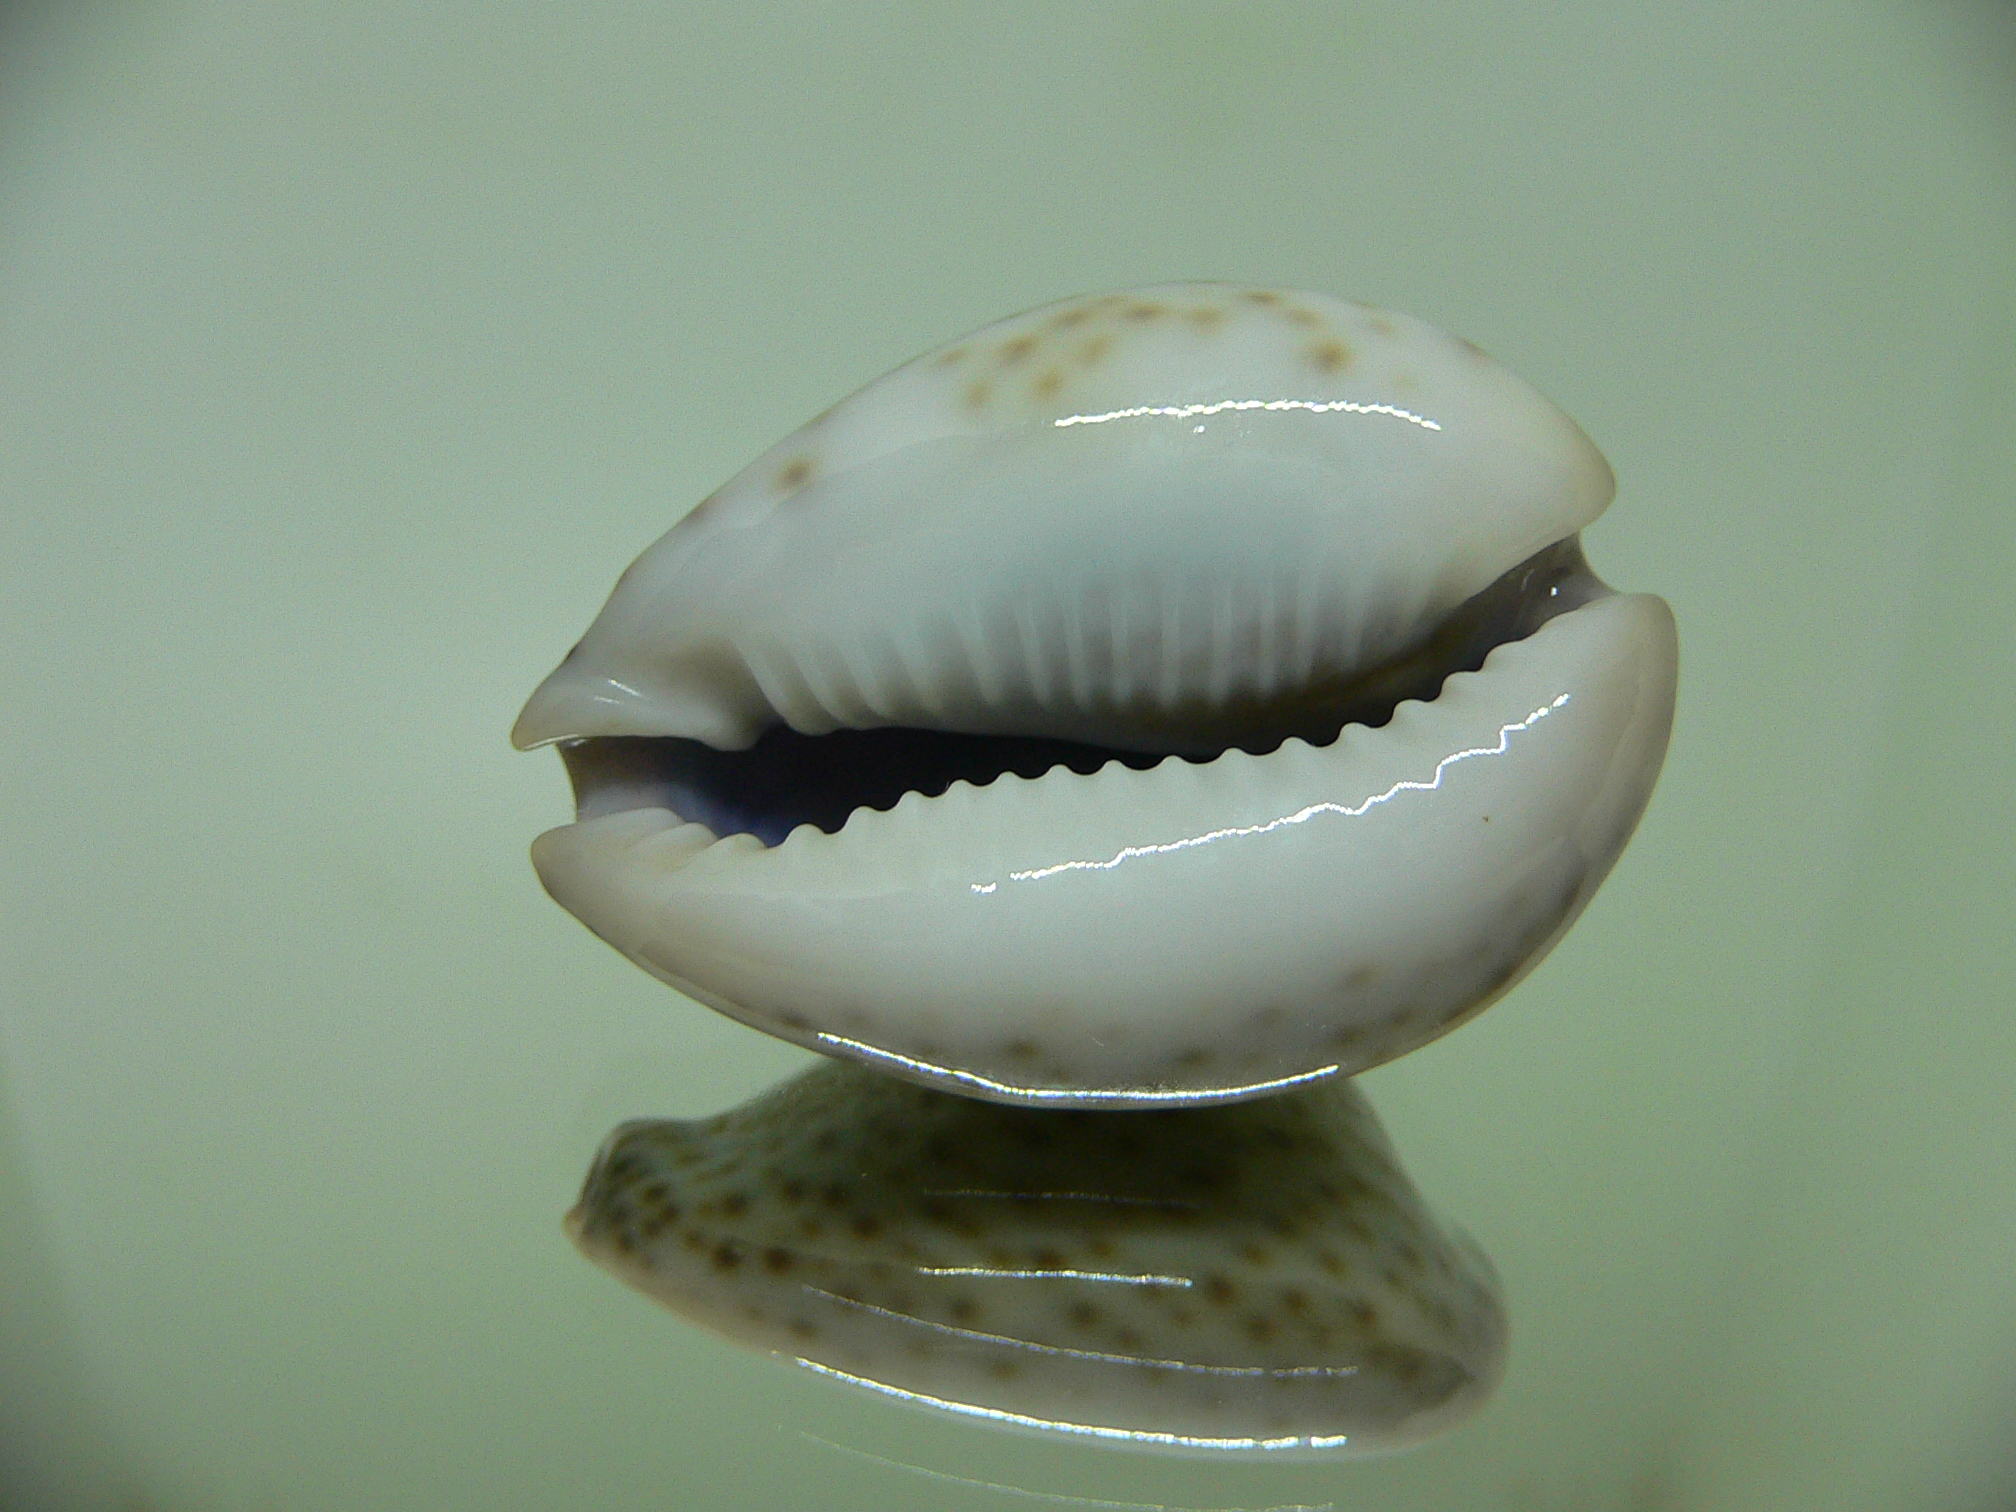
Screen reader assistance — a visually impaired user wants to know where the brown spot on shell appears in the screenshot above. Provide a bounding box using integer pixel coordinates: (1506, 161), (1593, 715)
(1242, 290), (1282, 306)
(1309, 339), (1351, 373)
(1122, 302), (1166, 322)
(1031, 368), (1063, 400)
(1368, 314), (1398, 338)
(999, 334), (1038, 365)
(761, 1247), (794, 1275)
(1285, 306), (1321, 328)
(1185, 306), (1224, 330)
(934, 346), (968, 367)
(964, 378), (990, 410)
(1078, 335), (1112, 365)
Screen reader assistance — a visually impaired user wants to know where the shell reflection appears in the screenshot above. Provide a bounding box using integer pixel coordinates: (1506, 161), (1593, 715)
(569, 1063), (1504, 1454)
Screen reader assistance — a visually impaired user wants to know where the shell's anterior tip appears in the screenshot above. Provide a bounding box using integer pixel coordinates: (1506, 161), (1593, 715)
(516, 283), (1673, 1102)
(511, 668), (580, 751)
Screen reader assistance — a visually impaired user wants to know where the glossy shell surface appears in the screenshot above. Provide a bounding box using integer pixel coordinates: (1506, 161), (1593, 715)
(517, 284), (1677, 1104)
(570, 1063), (1506, 1454)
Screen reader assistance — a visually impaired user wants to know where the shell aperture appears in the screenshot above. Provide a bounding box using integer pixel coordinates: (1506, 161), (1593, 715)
(569, 1062), (1506, 1454)
(517, 284), (1677, 1105)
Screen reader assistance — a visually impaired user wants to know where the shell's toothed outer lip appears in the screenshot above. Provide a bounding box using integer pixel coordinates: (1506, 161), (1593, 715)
(515, 282), (1677, 1104)
(566, 1062), (1508, 1454)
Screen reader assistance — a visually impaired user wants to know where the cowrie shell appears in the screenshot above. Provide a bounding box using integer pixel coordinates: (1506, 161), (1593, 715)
(517, 285), (1677, 1105)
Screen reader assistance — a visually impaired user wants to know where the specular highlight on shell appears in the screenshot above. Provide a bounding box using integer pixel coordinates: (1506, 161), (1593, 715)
(570, 1062), (1506, 1454)
(517, 283), (1678, 1106)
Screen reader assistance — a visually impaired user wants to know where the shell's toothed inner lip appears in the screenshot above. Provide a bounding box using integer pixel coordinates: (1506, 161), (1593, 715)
(559, 537), (1610, 847)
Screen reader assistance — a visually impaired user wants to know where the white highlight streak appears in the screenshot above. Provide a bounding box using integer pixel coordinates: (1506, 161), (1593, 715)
(915, 1265), (1192, 1288)
(796, 1360), (1354, 1452)
(1001, 695), (1571, 885)
(813, 1032), (1338, 1105)
(804, 1288), (1360, 1380)
(1055, 397), (1440, 432)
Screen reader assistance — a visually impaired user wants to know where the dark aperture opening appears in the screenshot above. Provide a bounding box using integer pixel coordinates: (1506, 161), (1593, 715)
(560, 538), (1605, 847)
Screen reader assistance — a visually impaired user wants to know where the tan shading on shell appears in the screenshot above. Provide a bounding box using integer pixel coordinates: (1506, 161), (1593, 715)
(1308, 339), (1352, 374)
(568, 1061), (1506, 1454)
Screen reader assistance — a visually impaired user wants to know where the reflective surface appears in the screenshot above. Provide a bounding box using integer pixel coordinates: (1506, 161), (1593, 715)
(2, 3), (2013, 1510)
(570, 1064), (1504, 1453)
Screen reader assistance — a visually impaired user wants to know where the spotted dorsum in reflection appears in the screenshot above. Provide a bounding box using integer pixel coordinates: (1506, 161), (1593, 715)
(568, 1063), (1506, 1455)
(516, 284), (1678, 1106)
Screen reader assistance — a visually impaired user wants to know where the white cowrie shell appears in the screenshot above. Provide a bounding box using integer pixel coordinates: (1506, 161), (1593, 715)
(569, 1063), (1506, 1455)
(517, 285), (1677, 1106)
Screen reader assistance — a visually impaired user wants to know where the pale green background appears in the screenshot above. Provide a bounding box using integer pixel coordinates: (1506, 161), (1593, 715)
(2, 3), (2013, 1509)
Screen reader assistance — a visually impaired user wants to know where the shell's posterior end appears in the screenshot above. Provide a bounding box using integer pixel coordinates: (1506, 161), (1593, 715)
(514, 649), (772, 754)
(1567, 418), (1617, 522)
(512, 666), (602, 752)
